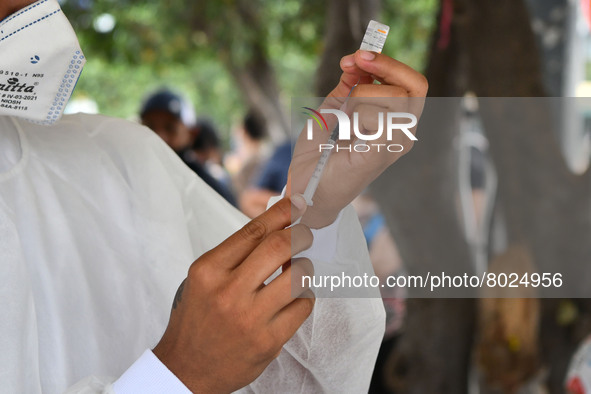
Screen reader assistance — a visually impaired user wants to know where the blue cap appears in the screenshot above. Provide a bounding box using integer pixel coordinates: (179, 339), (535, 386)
(140, 90), (183, 119)
(140, 89), (196, 126)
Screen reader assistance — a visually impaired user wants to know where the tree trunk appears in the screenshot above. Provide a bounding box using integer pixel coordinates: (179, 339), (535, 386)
(189, 0), (289, 143)
(369, 2), (476, 391)
(456, 0), (591, 391)
(226, 44), (290, 144)
(314, 0), (380, 97)
(373, 0), (591, 392)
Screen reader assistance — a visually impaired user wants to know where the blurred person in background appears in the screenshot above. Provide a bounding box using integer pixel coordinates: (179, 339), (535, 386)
(241, 140), (292, 218)
(226, 110), (269, 200)
(190, 117), (233, 190)
(140, 89), (237, 206)
(139, 89), (196, 150)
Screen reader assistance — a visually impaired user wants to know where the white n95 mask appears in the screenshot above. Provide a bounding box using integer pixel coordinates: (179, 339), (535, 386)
(0, 0), (85, 124)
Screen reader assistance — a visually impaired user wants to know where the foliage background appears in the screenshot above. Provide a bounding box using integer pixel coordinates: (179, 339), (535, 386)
(61, 0), (436, 144)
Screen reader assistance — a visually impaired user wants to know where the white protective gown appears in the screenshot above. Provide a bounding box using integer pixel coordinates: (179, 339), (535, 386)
(0, 113), (385, 393)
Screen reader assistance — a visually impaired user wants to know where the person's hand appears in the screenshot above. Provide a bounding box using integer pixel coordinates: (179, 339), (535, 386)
(153, 195), (314, 393)
(287, 50), (428, 229)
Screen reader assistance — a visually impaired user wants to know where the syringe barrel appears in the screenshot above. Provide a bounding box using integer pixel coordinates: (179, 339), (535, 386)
(302, 139), (335, 205)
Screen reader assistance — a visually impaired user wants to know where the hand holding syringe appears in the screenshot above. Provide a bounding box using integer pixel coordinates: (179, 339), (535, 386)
(288, 21), (427, 230)
(302, 20), (390, 206)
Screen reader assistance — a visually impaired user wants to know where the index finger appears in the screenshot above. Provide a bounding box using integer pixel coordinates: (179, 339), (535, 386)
(337, 50), (428, 97)
(207, 195), (307, 270)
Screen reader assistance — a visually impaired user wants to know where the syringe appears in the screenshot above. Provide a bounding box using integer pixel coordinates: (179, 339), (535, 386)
(302, 20), (390, 206)
(302, 82), (358, 205)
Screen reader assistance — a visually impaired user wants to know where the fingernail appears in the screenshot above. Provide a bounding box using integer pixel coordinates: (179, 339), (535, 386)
(341, 54), (355, 67)
(291, 194), (307, 211)
(359, 50), (376, 61)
